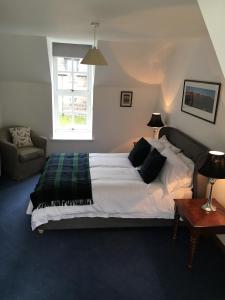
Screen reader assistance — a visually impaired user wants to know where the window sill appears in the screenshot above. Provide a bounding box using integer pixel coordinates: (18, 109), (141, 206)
(51, 137), (95, 141)
(51, 131), (94, 141)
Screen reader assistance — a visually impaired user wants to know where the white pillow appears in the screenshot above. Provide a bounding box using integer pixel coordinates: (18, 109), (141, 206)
(177, 152), (195, 171)
(145, 138), (165, 153)
(159, 148), (194, 193)
(159, 135), (181, 154)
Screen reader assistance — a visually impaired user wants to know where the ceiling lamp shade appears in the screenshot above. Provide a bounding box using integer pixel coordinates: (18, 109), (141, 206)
(81, 22), (108, 66)
(81, 47), (107, 65)
(147, 113), (164, 128)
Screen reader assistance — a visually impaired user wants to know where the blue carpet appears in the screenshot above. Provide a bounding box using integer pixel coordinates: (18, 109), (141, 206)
(0, 175), (225, 300)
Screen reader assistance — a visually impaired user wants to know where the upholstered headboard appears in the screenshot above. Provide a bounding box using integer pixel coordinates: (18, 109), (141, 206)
(159, 127), (209, 198)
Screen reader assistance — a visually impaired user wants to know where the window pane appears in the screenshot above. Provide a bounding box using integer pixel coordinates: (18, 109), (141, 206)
(57, 96), (73, 128)
(57, 114), (87, 128)
(74, 96), (87, 111)
(73, 59), (79, 72)
(57, 57), (72, 72)
(58, 95), (73, 114)
(57, 96), (88, 128)
(78, 59), (88, 72)
(73, 97), (87, 126)
(73, 113), (87, 126)
(57, 72), (72, 90)
(58, 115), (74, 128)
(73, 74), (88, 90)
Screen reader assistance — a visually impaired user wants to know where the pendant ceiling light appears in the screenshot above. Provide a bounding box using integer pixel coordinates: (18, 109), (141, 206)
(81, 22), (108, 66)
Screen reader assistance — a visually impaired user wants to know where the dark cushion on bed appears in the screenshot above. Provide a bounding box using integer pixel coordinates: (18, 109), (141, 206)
(139, 148), (166, 184)
(128, 137), (151, 167)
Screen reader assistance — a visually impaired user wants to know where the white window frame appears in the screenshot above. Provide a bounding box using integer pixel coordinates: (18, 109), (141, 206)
(52, 56), (93, 140)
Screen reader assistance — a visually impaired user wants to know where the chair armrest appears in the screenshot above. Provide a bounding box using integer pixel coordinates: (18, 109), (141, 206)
(0, 140), (18, 163)
(31, 132), (47, 154)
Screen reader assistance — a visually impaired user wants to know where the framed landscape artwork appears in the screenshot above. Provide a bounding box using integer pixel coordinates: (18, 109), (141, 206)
(120, 91), (133, 107)
(181, 80), (221, 124)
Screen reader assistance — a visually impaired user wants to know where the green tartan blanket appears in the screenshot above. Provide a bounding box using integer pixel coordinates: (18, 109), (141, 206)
(30, 153), (93, 210)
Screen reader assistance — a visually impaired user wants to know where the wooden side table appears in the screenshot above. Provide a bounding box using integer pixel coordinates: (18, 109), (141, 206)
(173, 198), (225, 270)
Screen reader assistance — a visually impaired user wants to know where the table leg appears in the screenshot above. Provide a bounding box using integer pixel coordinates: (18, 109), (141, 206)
(188, 231), (199, 270)
(172, 205), (179, 240)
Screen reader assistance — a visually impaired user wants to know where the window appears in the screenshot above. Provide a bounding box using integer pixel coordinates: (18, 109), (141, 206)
(53, 56), (93, 140)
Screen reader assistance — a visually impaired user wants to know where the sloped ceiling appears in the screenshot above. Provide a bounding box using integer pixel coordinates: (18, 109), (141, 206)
(0, 34), (50, 83)
(0, 0), (209, 83)
(94, 40), (174, 87)
(197, 0), (225, 79)
(0, 0), (207, 41)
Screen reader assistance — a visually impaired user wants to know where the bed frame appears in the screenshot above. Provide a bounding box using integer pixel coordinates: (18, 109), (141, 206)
(37, 127), (209, 232)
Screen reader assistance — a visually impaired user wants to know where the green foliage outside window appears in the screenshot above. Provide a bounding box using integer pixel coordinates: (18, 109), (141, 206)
(59, 115), (86, 127)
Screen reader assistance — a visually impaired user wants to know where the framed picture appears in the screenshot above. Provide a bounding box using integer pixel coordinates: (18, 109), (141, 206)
(181, 80), (221, 124)
(120, 91), (133, 107)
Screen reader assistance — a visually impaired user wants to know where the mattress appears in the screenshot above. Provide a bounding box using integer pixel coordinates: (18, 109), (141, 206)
(27, 153), (192, 230)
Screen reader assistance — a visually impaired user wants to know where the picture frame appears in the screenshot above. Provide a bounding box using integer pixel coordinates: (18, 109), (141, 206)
(120, 91), (133, 107)
(181, 80), (221, 124)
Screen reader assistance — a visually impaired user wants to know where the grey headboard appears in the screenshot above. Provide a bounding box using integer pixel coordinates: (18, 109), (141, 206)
(159, 127), (209, 198)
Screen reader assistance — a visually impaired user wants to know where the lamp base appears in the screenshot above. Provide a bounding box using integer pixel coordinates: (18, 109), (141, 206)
(201, 178), (217, 212)
(153, 128), (159, 139)
(201, 201), (216, 212)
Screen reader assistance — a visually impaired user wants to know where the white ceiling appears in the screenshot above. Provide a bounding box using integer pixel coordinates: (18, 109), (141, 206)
(0, 0), (207, 42)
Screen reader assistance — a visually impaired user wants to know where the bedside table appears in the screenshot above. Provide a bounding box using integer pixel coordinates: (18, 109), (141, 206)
(173, 198), (225, 269)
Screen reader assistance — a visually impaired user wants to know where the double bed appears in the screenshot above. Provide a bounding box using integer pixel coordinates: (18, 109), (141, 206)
(27, 127), (209, 232)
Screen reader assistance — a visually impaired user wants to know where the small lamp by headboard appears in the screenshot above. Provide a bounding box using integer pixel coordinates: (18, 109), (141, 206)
(147, 113), (164, 139)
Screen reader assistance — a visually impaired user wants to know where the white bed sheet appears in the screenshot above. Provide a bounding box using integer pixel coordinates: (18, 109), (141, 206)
(27, 153), (192, 230)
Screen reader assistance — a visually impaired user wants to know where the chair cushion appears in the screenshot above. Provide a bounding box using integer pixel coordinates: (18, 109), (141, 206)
(18, 147), (44, 163)
(9, 127), (33, 148)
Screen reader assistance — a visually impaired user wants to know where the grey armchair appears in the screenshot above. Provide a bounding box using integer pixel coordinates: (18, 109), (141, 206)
(0, 126), (47, 180)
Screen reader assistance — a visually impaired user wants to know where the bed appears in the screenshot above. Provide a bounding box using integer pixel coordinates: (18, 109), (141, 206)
(27, 127), (209, 232)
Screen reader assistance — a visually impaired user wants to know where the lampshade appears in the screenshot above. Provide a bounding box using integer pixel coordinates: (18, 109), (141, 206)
(199, 151), (225, 179)
(81, 47), (108, 65)
(81, 22), (108, 66)
(147, 113), (164, 128)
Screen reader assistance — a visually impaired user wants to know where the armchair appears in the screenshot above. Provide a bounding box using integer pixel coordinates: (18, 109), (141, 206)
(0, 126), (47, 180)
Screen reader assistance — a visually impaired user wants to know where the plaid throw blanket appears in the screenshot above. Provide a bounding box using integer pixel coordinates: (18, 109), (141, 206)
(30, 153), (93, 210)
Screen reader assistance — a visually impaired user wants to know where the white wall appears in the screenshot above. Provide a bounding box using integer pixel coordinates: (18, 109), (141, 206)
(0, 34), (50, 83)
(162, 37), (225, 149)
(0, 81), (52, 136)
(198, 0), (225, 79)
(0, 82), (159, 153)
(50, 86), (160, 153)
(161, 36), (225, 243)
(161, 37), (225, 206)
(95, 40), (174, 87)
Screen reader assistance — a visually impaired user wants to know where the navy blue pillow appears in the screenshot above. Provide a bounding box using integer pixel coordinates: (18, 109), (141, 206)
(139, 148), (166, 184)
(128, 137), (151, 167)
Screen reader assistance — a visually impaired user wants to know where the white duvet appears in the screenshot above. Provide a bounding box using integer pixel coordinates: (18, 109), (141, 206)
(27, 153), (192, 230)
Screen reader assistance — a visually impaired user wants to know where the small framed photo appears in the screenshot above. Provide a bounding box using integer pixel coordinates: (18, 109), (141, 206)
(181, 80), (221, 124)
(120, 91), (133, 107)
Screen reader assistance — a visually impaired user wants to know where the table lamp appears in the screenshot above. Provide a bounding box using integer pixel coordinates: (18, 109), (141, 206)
(198, 150), (225, 212)
(147, 113), (164, 139)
